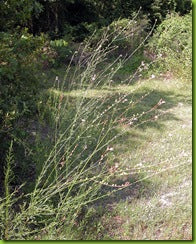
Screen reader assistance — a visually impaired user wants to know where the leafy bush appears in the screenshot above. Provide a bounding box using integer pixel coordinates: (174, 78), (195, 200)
(0, 29), (49, 185)
(0, 0), (43, 32)
(50, 38), (73, 67)
(147, 12), (192, 81)
(87, 17), (149, 57)
(0, 30), (47, 122)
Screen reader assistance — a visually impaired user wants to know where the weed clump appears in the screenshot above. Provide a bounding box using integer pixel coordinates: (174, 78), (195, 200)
(0, 19), (165, 240)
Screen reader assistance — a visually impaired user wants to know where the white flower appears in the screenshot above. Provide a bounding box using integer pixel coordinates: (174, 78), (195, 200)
(92, 74), (96, 81)
(107, 146), (114, 151)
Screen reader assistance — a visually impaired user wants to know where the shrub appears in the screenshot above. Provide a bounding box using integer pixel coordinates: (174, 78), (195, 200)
(0, 29), (49, 187)
(147, 12), (192, 81)
(87, 17), (149, 57)
(50, 38), (73, 67)
(0, 29), (47, 123)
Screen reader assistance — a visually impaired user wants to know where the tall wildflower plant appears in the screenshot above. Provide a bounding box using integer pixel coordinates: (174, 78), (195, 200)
(0, 17), (174, 240)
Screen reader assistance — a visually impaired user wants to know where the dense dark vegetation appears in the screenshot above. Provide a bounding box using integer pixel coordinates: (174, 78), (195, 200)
(0, 0), (192, 37)
(0, 0), (192, 240)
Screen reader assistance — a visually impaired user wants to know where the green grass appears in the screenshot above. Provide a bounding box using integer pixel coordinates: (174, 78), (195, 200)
(35, 73), (192, 240)
(0, 15), (192, 240)
(1, 65), (191, 240)
(61, 77), (191, 240)
(0, 32), (191, 239)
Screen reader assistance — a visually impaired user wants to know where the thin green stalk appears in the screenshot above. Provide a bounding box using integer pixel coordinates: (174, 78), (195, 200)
(4, 140), (14, 240)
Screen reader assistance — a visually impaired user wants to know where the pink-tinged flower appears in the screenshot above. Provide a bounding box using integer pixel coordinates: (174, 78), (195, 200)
(107, 146), (114, 151)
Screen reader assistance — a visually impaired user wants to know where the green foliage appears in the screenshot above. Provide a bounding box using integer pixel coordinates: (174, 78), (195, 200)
(70, 0), (191, 32)
(174, 0), (192, 15)
(0, 0), (192, 40)
(0, 29), (49, 185)
(50, 39), (73, 66)
(0, 0), (192, 240)
(3, 141), (14, 240)
(0, 30), (46, 128)
(150, 0), (176, 23)
(30, 0), (99, 40)
(147, 12), (192, 81)
(88, 17), (149, 57)
(0, 0), (43, 32)
(0, 26), (154, 239)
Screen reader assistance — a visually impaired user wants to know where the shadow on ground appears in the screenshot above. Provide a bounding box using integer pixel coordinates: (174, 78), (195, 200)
(65, 83), (191, 239)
